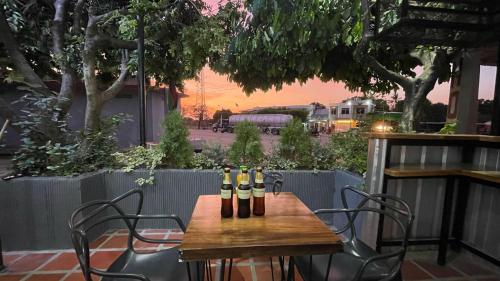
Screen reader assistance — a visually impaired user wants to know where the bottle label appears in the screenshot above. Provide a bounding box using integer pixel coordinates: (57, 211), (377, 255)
(221, 189), (232, 199)
(238, 188), (251, 199)
(253, 188), (265, 198)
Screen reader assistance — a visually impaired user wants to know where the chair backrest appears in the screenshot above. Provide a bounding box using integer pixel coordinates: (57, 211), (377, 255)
(263, 171), (284, 195)
(335, 186), (413, 279)
(68, 189), (144, 281)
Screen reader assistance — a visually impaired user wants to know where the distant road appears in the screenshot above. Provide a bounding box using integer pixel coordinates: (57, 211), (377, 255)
(189, 129), (330, 153)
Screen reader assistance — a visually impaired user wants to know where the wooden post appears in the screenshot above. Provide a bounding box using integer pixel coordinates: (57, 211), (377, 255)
(491, 43), (500, 135)
(0, 236), (5, 272)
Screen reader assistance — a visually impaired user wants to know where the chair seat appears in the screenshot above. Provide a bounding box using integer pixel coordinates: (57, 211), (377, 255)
(296, 241), (397, 281)
(103, 247), (203, 281)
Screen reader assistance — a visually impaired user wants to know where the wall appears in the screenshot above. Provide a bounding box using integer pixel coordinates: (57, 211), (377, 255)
(0, 170), (363, 251)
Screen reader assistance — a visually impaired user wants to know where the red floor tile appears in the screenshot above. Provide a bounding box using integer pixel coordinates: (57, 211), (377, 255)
(99, 236), (128, 249)
(7, 253), (55, 273)
(0, 275), (26, 281)
(2, 254), (23, 266)
(167, 233), (183, 240)
(40, 253), (79, 271)
(452, 259), (494, 276)
(89, 251), (122, 270)
(255, 264), (284, 281)
(223, 265), (252, 281)
(414, 260), (464, 278)
(143, 229), (169, 234)
(89, 235), (109, 249)
(63, 272), (85, 281)
(402, 261), (433, 280)
(25, 273), (66, 281)
(133, 234), (165, 249)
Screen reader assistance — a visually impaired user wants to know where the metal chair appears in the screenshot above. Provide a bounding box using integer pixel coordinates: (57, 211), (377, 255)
(295, 186), (414, 281)
(68, 189), (203, 281)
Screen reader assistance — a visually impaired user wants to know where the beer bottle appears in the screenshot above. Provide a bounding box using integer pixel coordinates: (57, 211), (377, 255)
(253, 167), (265, 216)
(237, 168), (251, 218)
(221, 167), (233, 218)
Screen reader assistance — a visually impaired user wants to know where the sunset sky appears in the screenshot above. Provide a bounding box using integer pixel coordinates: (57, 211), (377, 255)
(180, 1), (498, 116)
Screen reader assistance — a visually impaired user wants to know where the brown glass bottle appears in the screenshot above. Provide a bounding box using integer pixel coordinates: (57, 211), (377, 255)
(221, 168), (234, 218)
(253, 167), (265, 216)
(237, 168), (251, 218)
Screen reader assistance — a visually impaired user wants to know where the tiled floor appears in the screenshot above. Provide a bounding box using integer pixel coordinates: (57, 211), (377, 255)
(1, 229), (499, 281)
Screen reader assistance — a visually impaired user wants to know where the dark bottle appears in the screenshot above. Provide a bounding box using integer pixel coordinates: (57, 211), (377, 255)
(221, 168), (234, 218)
(253, 167), (266, 216)
(237, 168), (251, 218)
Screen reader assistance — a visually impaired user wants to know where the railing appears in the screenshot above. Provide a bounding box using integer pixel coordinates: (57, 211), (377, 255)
(365, 0), (498, 46)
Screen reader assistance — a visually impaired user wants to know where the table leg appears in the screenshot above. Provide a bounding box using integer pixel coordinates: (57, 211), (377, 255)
(279, 256), (286, 281)
(219, 259), (226, 281)
(227, 258), (233, 281)
(438, 177), (455, 265)
(0, 236), (5, 272)
(270, 257), (275, 281)
(286, 257), (295, 281)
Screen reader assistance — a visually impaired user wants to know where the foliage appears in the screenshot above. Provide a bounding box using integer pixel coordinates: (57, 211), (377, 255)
(191, 143), (229, 170)
(12, 91), (123, 176)
(264, 152), (299, 171)
(229, 121), (264, 166)
(213, 109), (233, 121)
(158, 111), (193, 168)
(439, 121), (457, 135)
(12, 92), (75, 176)
(328, 130), (368, 175)
(278, 118), (313, 168)
(113, 146), (163, 185)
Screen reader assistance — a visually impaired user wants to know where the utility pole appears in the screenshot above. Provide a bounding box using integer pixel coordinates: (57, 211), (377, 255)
(137, 13), (146, 146)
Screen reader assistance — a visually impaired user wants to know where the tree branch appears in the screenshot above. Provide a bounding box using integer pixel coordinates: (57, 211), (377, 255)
(364, 55), (413, 91)
(52, 0), (76, 113)
(102, 50), (129, 102)
(95, 34), (137, 49)
(73, 0), (86, 33)
(0, 8), (47, 91)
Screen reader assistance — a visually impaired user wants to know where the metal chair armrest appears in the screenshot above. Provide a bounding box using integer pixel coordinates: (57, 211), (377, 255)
(90, 268), (151, 281)
(314, 208), (360, 235)
(135, 214), (187, 232)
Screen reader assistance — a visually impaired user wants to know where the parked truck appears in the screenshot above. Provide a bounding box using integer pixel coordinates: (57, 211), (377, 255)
(212, 114), (293, 135)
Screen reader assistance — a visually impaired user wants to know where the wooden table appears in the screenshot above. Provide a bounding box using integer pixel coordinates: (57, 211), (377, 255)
(180, 192), (342, 280)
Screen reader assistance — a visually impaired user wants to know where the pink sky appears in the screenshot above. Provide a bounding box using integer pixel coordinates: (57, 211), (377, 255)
(181, 66), (497, 115)
(180, 1), (497, 115)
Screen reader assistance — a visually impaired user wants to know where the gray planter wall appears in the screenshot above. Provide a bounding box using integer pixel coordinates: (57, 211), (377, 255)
(0, 169), (362, 251)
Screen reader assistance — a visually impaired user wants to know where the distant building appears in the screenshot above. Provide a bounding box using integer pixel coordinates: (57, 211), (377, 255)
(0, 78), (179, 154)
(328, 98), (375, 132)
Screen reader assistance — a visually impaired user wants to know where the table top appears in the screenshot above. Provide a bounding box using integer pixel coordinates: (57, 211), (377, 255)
(384, 164), (500, 184)
(179, 192), (342, 261)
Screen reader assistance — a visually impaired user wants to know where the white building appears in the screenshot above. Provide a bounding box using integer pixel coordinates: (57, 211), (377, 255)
(329, 98), (375, 132)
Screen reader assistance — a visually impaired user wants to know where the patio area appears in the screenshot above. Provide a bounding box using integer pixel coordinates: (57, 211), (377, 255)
(1, 229), (499, 281)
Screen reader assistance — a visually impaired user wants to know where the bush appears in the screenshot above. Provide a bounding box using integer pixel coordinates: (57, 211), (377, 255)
(229, 121), (264, 166)
(328, 130), (368, 175)
(278, 118), (313, 168)
(191, 143), (228, 169)
(113, 146), (163, 185)
(158, 111), (193, 168)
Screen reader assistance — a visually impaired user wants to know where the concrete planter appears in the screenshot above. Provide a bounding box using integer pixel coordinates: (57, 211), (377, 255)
(0, 169), (363, 251)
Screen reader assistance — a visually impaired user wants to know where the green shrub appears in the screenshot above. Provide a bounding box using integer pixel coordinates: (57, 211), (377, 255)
(439, 121), (457, 134)
(191, 143), (228, 169)
(113, 146), (163, 185)
(158, 111), (193, 168)
(278, 118), (313, 168)
(229, 121), (264, 166)
(329, 130), (368, 175)
(264, 151), (299, 171)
